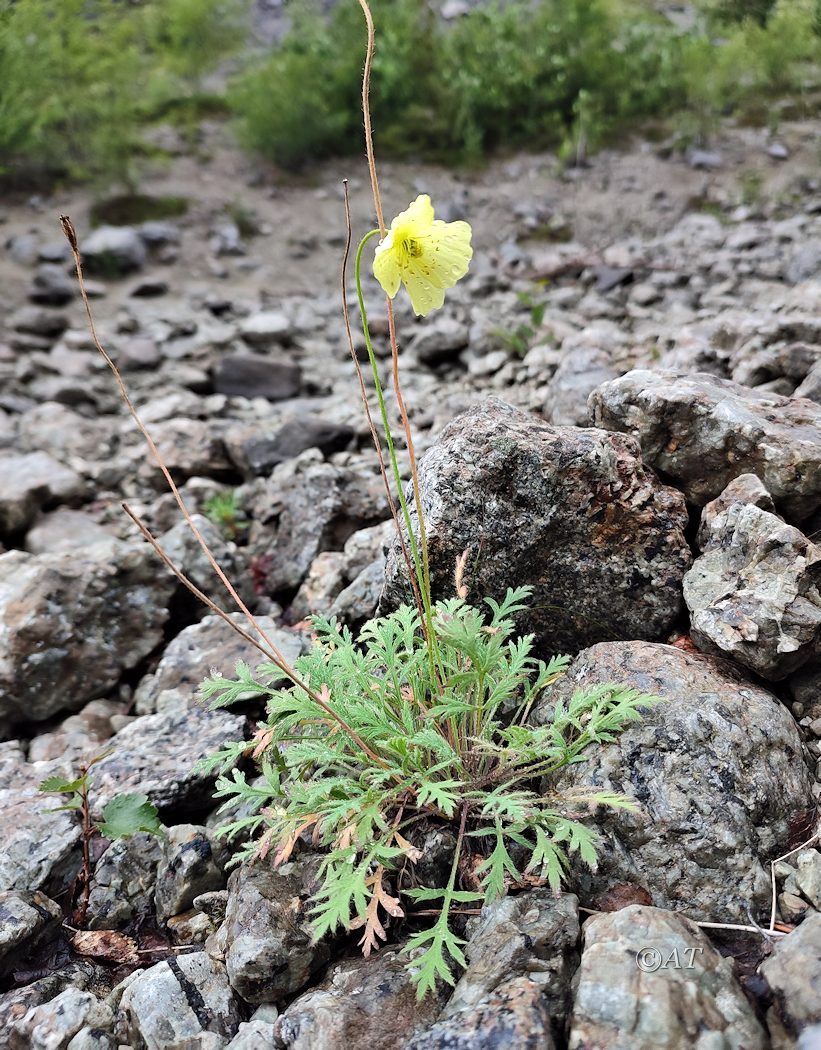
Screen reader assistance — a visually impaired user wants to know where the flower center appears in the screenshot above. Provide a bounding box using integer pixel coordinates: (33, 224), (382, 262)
(393, 226), (423, 266)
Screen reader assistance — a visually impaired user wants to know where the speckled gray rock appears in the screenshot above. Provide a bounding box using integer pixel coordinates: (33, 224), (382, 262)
(134, 418), (233, 484)
(568, 906), (766, 1050)
(444, 891), (579, 1038)
(28, 699), (124, 764)
(90, 702), (245, 811)
(25, 509), (119, 558)
(10, 988), (114, 1050)
(0, 891), (62, 976)
(695, 473), (776, 547)
(116, 952), (242, 1048)
(246, 452), (388, 594)
(761, 912), (821, 1048)
(134, 612), (304, 715)
(155, 825), (226, 924)
(86, 834), (163, 930)
(0, 964), (105, 1037)
(221, 860), (333, 1005)
(272, 948), (445, 1049)
(536, 641), (813, 921)
(590, 369), (821, 522)
(0, 543), (175, 723)
(157, 514), (253, 608)
(407, 976), (556, 1050)
(226, 1005), (279, 1049)
(382, 399), (691, 653)
(544, 341), (620, 426)
(0, 452), (84, 534)
(0, 757), (82, 895)
(685, 501), (821, 679)
(65, 1028), (116, 1050)
(795, 850), (821, 909)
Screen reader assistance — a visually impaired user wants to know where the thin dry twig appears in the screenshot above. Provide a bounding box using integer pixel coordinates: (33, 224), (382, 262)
(61, 215), (387, 767)
(769, 825), (821, 932)
(357, 1), (435, 608)
(358, 0), (385, 236)
(122, 504), (276, 663)
(578, 906), (789, 938)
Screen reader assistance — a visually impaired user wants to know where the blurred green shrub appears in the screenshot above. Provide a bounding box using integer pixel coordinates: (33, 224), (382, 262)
(0, 0), (146, 184)
(230, 0), (820, 170)
(0, 0), (247, 185)
(1, 0), (818, 184)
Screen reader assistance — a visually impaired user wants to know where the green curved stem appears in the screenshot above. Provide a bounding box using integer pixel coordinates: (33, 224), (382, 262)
(355, 230), (441, 684)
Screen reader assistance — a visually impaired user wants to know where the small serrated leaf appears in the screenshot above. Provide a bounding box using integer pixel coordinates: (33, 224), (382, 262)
(97, 793), (163, 839)
(39, 775), (87, 794)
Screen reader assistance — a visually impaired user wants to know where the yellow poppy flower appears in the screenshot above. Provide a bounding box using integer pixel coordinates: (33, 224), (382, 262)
(372, 195), (473, 317)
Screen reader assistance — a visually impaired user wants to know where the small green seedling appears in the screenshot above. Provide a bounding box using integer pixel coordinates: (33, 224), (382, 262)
(40, 754), (163, 925)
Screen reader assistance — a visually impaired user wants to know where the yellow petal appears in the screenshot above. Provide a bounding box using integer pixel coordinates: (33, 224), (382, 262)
(391, 194), (434, 236)
(402, 266), (447, 317)
(422, 219), (473, 289)
(373, 233), (401, 298)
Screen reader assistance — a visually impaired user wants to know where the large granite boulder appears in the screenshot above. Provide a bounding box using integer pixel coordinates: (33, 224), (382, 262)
(534, 641), (813, 921)
(685, 493), (821, 680)
(589, 369), (821, 522)
(0, 543), (175, 724)
(568, 906), (766, 1049)
(382, 399), (691, 653)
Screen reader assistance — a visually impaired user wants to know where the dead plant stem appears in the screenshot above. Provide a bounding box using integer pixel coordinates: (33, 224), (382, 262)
(60, 216), (387, 769)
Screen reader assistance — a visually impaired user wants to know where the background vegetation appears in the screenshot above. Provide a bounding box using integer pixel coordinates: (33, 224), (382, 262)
(1, 0), (819, 185)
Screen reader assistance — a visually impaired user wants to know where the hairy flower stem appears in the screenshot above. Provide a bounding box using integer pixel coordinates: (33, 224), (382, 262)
(340, 180), (424, 625)
(357, 0), (441, 690)
(354, 232), (441, 685)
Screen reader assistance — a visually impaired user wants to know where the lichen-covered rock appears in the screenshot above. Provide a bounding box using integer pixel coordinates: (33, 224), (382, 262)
(90, 701), (245, 811)
(0, 543), (175, 723)
(221, 860), (333, 1005)
(535, 641), (813, 921)
(382, 399), (691, 653)
(155, 825), (226, 925)
(272, 948), (445, 1049)
(761, 912), (821, 1049)
(407, 977), (556, 1050)
(134, 612), (304, 715)
(0, 890), (62, 976)
(590, 369), (821, 522)
(695, 473), (776, 546)
(443, 891), (579, 1039)
(0, 754), (82, 896)
(87, 834), (163, 930)
(568, 906), (767, 1050)
(685, 501), (821, 679)
(116, 952), (242, 1048)
(246, 452), (388, 594)
(10, 988), (114, 1050)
